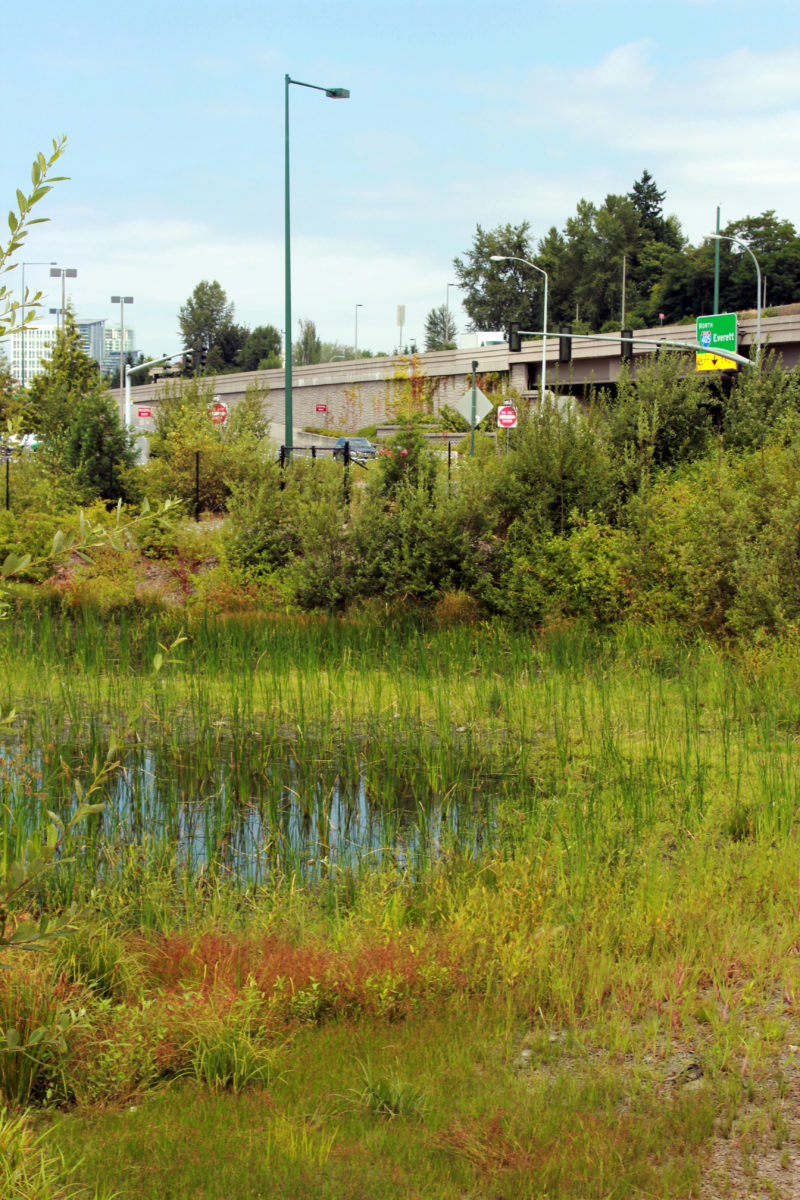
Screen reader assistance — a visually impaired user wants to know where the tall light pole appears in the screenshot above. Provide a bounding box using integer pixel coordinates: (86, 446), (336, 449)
(111, 295), (134, 386)
(446, 282), (458, 346)
(354, 302), (362, 361)
(50, 267), (77, 330)
(285, 74), (349, 453)
(20, 260), (57, 387)
(708, 233), (762, 362)
(490, 255), (549, 401)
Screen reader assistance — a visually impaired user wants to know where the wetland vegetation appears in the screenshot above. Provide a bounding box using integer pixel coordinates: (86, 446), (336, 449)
(4, 608), (800, 1197)
(6, 298), (800, 1193)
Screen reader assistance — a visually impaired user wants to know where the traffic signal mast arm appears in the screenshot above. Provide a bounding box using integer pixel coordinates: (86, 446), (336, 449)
(514, 330), (753, 368)
(123, 348), (196, 429)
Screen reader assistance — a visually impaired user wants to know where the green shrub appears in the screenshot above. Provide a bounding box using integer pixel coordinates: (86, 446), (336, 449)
(374, 425), (436, 499)
(226, 457), (344, 583)
(600, 352), (713, 498)
(621, 438), (800, 635)
(723, 352), (800, 451)
(490, 398), (614, 535)
(146, 378), (272, 513)
(500, 512), (629, 626)
(62, 386), (137, 503)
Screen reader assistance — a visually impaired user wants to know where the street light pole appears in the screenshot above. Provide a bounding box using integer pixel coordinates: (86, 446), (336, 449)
(490, 255), (549, 401)
(20, 261), (57, 388)
(284, 74), (350, 455)
(49, 267), (77, 331)
(111, 295), (134, 389)
(446, 282), (458, 346)
(708, 233), (762, 362)
(354, 303), (362, 360)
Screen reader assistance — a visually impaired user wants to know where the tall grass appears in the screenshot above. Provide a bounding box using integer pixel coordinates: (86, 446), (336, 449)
(3, 609), (800, 915)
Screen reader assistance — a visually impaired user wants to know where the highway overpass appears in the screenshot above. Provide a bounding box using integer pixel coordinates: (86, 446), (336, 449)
(115, 307), (800, 440)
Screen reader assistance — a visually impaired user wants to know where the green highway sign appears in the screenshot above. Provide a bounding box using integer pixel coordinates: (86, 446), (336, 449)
(696, 312), (738, 372)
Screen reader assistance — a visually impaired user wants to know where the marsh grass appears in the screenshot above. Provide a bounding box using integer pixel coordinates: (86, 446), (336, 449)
(6, 610), (800, 906)
(5, 611), (800, 1193)
(47, 999), (725, 1199)
(350, 1054), (428, 1119)
(0, 1103), (115, 1200)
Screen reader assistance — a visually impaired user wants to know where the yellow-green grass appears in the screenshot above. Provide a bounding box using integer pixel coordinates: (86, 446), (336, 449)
(3, 612), (800, 1194)
(48, 1000), (722, 1199)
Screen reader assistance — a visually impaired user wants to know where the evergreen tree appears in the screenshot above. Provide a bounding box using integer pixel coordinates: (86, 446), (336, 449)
(628, 170), (667, 240)
(24, 309), (101, 447)
(424, 304), (458, 350)
(63, 387), (136, 501)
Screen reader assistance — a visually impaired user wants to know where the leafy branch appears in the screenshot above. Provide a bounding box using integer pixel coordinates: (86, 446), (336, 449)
(1, 138), (69, 342)
(0, 494), (181, 620)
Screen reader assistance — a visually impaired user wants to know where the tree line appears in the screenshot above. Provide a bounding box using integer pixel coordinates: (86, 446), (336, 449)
(174, 282), (383, 378)
(452, 171), (800, 337)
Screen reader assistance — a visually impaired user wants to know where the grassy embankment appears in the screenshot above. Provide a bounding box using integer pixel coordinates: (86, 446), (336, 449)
(3, 609), (800, 1197)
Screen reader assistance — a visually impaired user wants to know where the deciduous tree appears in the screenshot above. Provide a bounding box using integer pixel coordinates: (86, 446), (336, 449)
(240, 324), (282, 370)
(294, 318), (322, 365)
(178, 280), (235, 356)
(453, 222), (536, 332)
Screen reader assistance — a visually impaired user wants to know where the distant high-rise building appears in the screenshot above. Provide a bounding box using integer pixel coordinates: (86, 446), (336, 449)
(77, 319), (107, 366)
(2, 317), (135, 384)
(104, 324), (136, 375)
(4, 323), (59, 385)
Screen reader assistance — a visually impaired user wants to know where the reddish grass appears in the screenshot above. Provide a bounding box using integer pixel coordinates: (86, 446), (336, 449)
(136, 928), (463, 1023)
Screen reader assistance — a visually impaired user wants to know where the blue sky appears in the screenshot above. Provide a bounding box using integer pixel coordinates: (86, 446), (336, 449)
(4, 0), (800, 358)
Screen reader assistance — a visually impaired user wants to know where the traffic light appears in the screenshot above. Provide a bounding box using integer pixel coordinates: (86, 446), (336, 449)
(559, 325), (572, 364)
(508, 321), (522, 353)
(621, 329), (633, 363)
(183, 350), (194, 375)
(199, 345), (207, 370)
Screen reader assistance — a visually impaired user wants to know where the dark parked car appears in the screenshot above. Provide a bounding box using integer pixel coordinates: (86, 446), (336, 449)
(332, 436), (378, 462)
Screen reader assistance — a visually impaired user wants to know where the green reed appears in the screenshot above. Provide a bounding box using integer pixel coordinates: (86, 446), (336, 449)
(4, 609), (800, 912)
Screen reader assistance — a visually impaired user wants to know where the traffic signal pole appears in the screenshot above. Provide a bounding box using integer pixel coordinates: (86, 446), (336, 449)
(124, 349), (194, 430)
(514, 329), (753, 369)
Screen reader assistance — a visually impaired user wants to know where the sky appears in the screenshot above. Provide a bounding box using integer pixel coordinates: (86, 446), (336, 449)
(3, 0), (800, 360)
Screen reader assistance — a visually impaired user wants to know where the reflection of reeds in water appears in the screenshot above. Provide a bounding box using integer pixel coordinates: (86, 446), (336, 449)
(4, 608), (800, 904)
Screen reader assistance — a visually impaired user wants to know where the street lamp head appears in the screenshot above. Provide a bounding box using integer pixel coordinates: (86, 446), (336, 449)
(490, 255), (507, 262)
(325, 87), (350, 99)
(708, 232), (751, 248)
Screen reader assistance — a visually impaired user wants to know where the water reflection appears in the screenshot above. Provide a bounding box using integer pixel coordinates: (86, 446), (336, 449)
(2, 739), (498, 884)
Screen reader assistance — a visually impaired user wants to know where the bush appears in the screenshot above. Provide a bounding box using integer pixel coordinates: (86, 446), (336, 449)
(62, 386), (137, 503)
(500, 512), (630, 626)
(621, 438), (800, 635)
(374, 425), (436, 499)
(489, 398), (614, 535)
(723, 351), (800, 451)
(226, 457), (344, 583)
(146, 378), (272, 513)
(600, 352), (713, 497)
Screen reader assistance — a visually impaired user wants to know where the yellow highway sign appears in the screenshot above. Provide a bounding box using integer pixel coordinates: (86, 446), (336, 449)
(696, 351), (737, 372)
